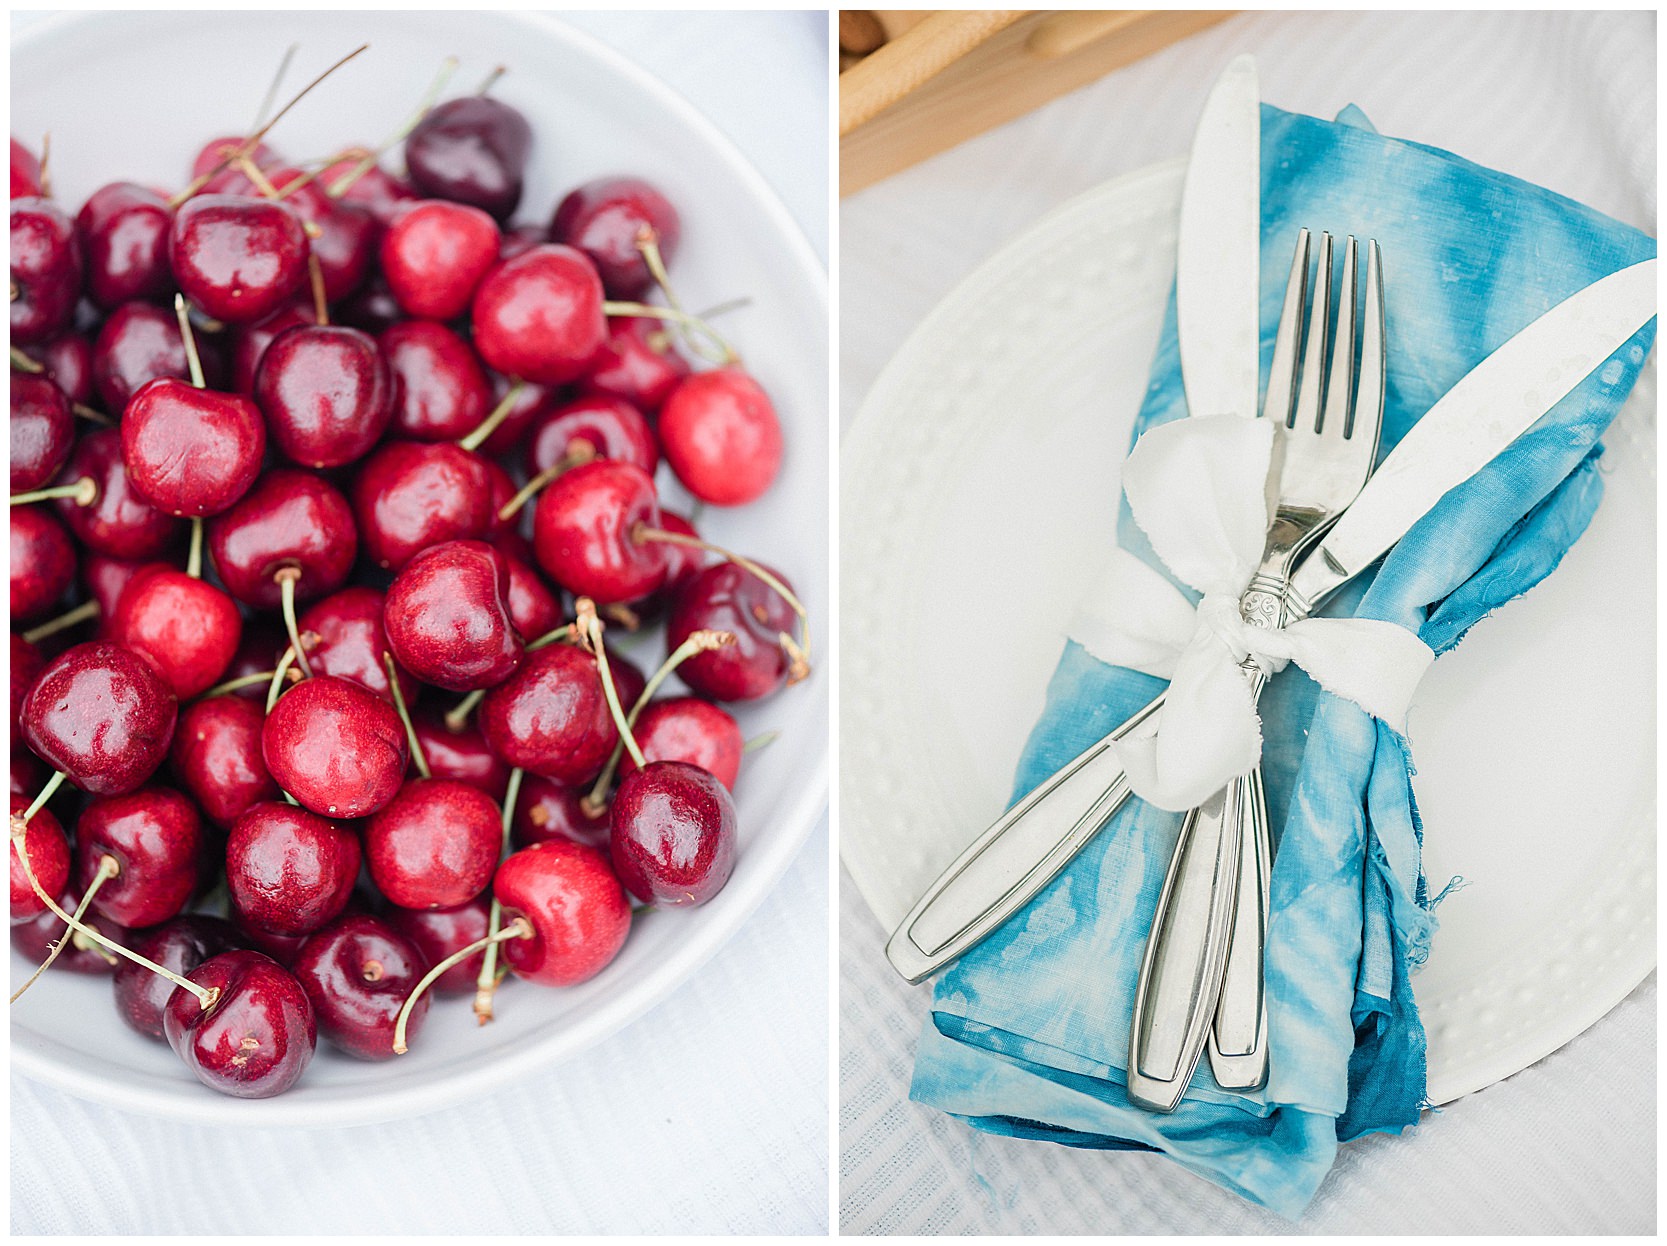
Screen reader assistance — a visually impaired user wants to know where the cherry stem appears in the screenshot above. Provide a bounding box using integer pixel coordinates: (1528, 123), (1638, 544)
(251, 43), (300, 131)
(237, 156), (284, 200)
(394, 915), (531, 1053)
(742, 730), (780, 755)
(37, 132), (53, 198)
(307, 253), (330, 325)
(10, 854), (118, 1003)
(20, 771), (67, 827)
(383, 652), (430, 779)
(72, 403), (113, 426)
(477, 64), (507, 96)
(172, 294), (206, 388)
(456, 381), (526, 453)
(10, 477), (96, 508)
(494, 442), (596, 522)
(9, 346), (43, 372)
(20, 600), (98, 645)
(186, 517), (204, 580)
(267, 645), (300, 714)
(525, 622), (577, 653)
(583, 608), (646, 771)
(274, 568), (314, 679)
(442, 688), (485, 734)
(633, 525), (812, 683)
(202, 668), (296, 699)
(600, 300), (738, 368)
(632, 229), (738, 367)
(473, 765), (525, 1025)
(326, 56), (460, 199)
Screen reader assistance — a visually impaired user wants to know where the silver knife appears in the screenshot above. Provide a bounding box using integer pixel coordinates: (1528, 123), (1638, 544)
(887, 55), (1263, 983)
(885, 255), (1657, 985)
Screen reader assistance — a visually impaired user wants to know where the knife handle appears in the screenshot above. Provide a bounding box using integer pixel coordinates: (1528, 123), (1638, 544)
(884, 693), (1164, 984)
(1207, 765), (1270, 1089)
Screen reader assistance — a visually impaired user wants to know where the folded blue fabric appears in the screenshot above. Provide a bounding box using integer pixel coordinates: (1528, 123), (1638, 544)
(909, 103), (1657, 1218)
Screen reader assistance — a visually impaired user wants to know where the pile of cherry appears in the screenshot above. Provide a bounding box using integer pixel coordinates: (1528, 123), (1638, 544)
(8, 51), (809, 1099)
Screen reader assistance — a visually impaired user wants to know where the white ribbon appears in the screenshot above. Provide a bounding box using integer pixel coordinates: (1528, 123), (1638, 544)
(1068, 414), (1436, 812)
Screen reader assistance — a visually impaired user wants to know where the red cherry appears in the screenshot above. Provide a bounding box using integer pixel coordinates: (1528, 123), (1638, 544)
(163, 949), (317, 1098)
(11, 372), (75, 492)
(11, 136), (42, 199)
(379, 319), (489, 441)
(107, 567), (242, 699)
(512, 773), (608, 850)
(630, 508), (707, 624)
(404, 95), (532, 221)
(169, 694), (280, 828)
(294, 912), (432, 1061)
(54, 427), (183, 559)
(10, 793), (70, 923)
(580, 315), (691, 413)
(75, 182), (175, 309)
(531, 459), (666, 605)
(379, 199), (500, 321)
(666, 561), (800, 702)
(295, 585), (417, 705)
(114, 915), (242, 1039)
(314, 154), (415, 227)
(21, 641), (178, 795)
(410, 710), (511, 801)
(262, 676), (408, 818)
(10, 504), (75, 621)
(618, 697), (743, 791)
(253, 324), (393, 467)
(72, 784), (203, 927)
(81, 553), (159, 634)
(658, 367), (783, 506)
(366, 777), (501, 910)
(477, 371), (558, 455)
(267, 170), (378, 302)
(550, 176), (680, 300)
(11, 889), (128, 974)
(385, 539), (523, 692)
(11, 197), (83, 345)
(91, 300), (196, 413)
(609, 760), (737, 907)
(471, 244), (606, 385)
(229, 300), (318, 395)
(207, 468), (357, 609)
(499, 223), (546, 261)
(121, 377), (266, 516)
(11, 633), (44, 733)
(190, 136), (279, 182)
(382, 896), (490, 993)
(168, 194), (309, 324)
(351, 440), (495, 572)
(494, 839), (630, 987)
(216, 618), (288, 701)
(501, 552), (563, 641)
(17, 329), (96, 407)
(226, 801), (362, 935)
(479, 643), (619, 785)
(335, 272), (404, 335)
(528, 394), (658, 478)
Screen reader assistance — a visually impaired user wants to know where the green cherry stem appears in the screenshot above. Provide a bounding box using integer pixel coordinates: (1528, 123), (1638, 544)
(494, 442), (596, 523)
(472, 765), (526, 1027)
(600, 299), (737, 367)
(273, 567), (314, 679)
(457, 381), (527, 454)
(383, 652), (430, 779)
(583, 607), (645, 771)
(400, 916), (531, 1052)
(9, 346), (43, 372)
(186, 517), (204, 580)
(202, 668), (295, 700)
(20, 771), (68, 828)
(172, 294), (206, 388)
(10, 477), (96, 507)
(267, 645), (300, 714)
(11, 854), (119, 1003)
(20, 600), (98, 644)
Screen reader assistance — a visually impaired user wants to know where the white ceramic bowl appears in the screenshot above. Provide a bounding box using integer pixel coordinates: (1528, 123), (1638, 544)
(10, 10), (828, 1125)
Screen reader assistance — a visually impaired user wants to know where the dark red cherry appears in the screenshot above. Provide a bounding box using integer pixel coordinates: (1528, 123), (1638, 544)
(163, 949), (316, 1098)
(75, 182), (175, 309)
(190, 136), (279, 182)
(17, 329), (96, 406)
(10, 504), (75, 621)
(11, 633), (44, 732)
(295, 585), (417, 705)
(351, 440), (494, 571)
(294, 912), (430, 1060)
(10, 793), (69, 922)
(11, 197), (82, 345)
(382, 896), (490, 993)
(20, 641), (178, 795)
(471, 244), (606, 385)
(494, 839), (630, 987)
(379, 199), (500, 321)
(114, 914), (242, 1039)
(229, 300), (318, 395)
(499, 222), (546, 260)
(581, 315), (691, 413)
(379, 319), (489, 441)
(262, 675), (407, 818)
(268, 170), (378, 302)
(335, 271), (403, 335)
(169, 695), (280, 828)
(366, 777), (501, 910)
(121, 377), (266, 516)
(219, 619), (288, 700)
(609, 760), (737, 907)
(531, 459), (666, 604)
(404, 95), (532, 221)
(512, 773), (608, 851)
(91, 300), (194, 413)
(528, 394), (658, 478)
(550, 176), (680, 300)
(11, 372), (74, 492)
(54, 427), (182, 559)
(477, 372), (558, 456)
(169, 194), (309, 324)
(667, 561), (799, 702)
(619, 698), (743, 791)
(254, 324), (393, 468)
(502, 553), (563, 641)
(384, 540), (523, 692)
(82, 553), (159, 634)
(107, 567), (242, 699)
(478, 643), (618, 785)
(226, 801), (362, 935)
(631, 508), (706, 624)
(658, 367), (783, 506)
(410, 710), (511, 801)
(11, 137), (42, 199)
(233, 921), (309, 968)
(314, 153), (415, 227)
(72, 784), (203, 927)
(11, 888), (128, 973)
(206, 468), (357, 609)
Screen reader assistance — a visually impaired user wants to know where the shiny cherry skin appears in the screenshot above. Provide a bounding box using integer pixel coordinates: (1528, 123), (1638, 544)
(404, 95), (532, 221)
(494, 839), (630, 987)
(114, 914), (242, 1039)
(528, 394), (658, 477)
(21, 641), (178, 795)
(410, 710), (511, 801)
(11, 372), (74, 492)
(91, 300), (194, 413)
(366, 777), (500, 910)
(550, 176), (680, 300)
(11, 197), (82, 345)
(658, 367), (783, 506)
(502, 553), (563, 641)
(163, 949), (316, 1098)
(107, 566), (242, 699)
(169, 695), (280, 828)
(168, 194), (309, 324)
(667, 561), (799, 702)
(512, 773), (608, 851)
(532, 459), (666, 605)
(610, 760), (737, 907)
(18, 329), (96, 406)
(11, 137), (41, 198)
(9, 793), (70, 923)
(471, 244), (606, 385)
(382, 896), (490, 993)
(72, 784), (203, 927)
(295, 586), (418, 705)
(384, 540), (523, 692)
(379, 199), (500, 321)
(75, 182), (175, 309)
(580, 316), (691, 413)
(351, 440), (495, 571)
(82, 553), (160, 634)
(479, 643), (619, 785)
(293, 912), (430, 1060)
(225, 801), (362, 935)
(254, 324), (393, 468)
(262, 676), (407, 818)
(619, 697), (743, 791)
(121, 377), (266, 517)
(267, 169), (378, 302)
(54, 427), (182, 559)
(379, 319), (489, 440)
(207, 468), (357, 609)
(230, 300), (318, 394)
(10, 505), (75, 621)
(11, 889), (128, 972)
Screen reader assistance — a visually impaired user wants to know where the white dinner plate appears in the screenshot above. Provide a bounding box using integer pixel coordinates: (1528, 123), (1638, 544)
(10, 9), (828, 1125)
(839, 158), (1654, 1106)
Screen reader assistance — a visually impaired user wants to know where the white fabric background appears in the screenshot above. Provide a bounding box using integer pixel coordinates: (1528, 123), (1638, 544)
(838, 9), (1655, 1234)
(8, 10), (831, 1236)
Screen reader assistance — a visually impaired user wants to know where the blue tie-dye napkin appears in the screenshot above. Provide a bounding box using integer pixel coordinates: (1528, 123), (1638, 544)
(908, 103), (1656, 1218)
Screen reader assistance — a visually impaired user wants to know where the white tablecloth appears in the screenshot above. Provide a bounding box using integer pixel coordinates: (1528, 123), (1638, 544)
(9, 11), (830, 1235)
(838, 9), (1655, 1234)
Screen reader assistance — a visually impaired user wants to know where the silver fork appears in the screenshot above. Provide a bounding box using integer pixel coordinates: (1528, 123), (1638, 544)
(1126, 231), (1385, 1113)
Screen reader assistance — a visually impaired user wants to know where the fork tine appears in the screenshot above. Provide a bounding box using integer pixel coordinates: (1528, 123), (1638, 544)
(1260, 229), (1310, 426)
(1291, 232), (1332, 431)
(1354, 239), (1386, 457)
(1323, 237), (1358, 436)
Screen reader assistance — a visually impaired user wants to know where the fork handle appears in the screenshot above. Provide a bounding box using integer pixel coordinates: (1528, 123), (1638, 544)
(1207, 764), (1270, 1088)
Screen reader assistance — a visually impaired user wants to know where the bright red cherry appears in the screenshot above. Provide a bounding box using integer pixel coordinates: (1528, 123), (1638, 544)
(581, 315), (690, 413)
(667, 561), (800, 702)
(10, 505), (75, 621)
(229, 300), (318, 394)
(404, 95), (532, 221)
(379, 319), (490, 440)
(82, 553), (159, 634)
(169, 695), (280, 828)
(11, 197), (82, 345)
(609, 760), (737, 907)
(91, 300), (196, 413)
(121, 377), (266, 516)
(479, 642), (619, 785)
(9, 793), (69, 923)
(254, 324), (393, 468)
(383, 896), (490, 993)
(379, 199), (500, 320)
(295, 586), (417, 705)
(72, 785), (203, 927)
(550, 176), (680, 300)
(21, 641), (177, 795)
(207, 469), (357, 610)
(107, 566), (242, 699)
(528, 394), (658, 478)
(501, 553), (563, 641)
(351, 440), (495, 571)
(55, 426), (184, 560)
(163, 949), (317, 1098)
(225, 801), (362, 935)
(471, 244), (606, 385)
(366, 777), (501, 910)
(384, 540), (523, 692)
(11, 633), (44, 732)
(294, 912), (431, 1060)
(75, 182), (175, 309)
(532, 459), (666, 605)
(262, 675), (408, 818)
(658, 367), (783, 506)
(619, 697), (743, 791)
(11, 372), (74, 492)
(114, 915), (242, 1039)
(168, 194), (309, 324)
(494, 839), (630, 987)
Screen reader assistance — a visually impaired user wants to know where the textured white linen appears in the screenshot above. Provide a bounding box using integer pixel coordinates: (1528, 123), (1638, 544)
(9, 10), (830, 1236)
(839, 8), (1654, 1233)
